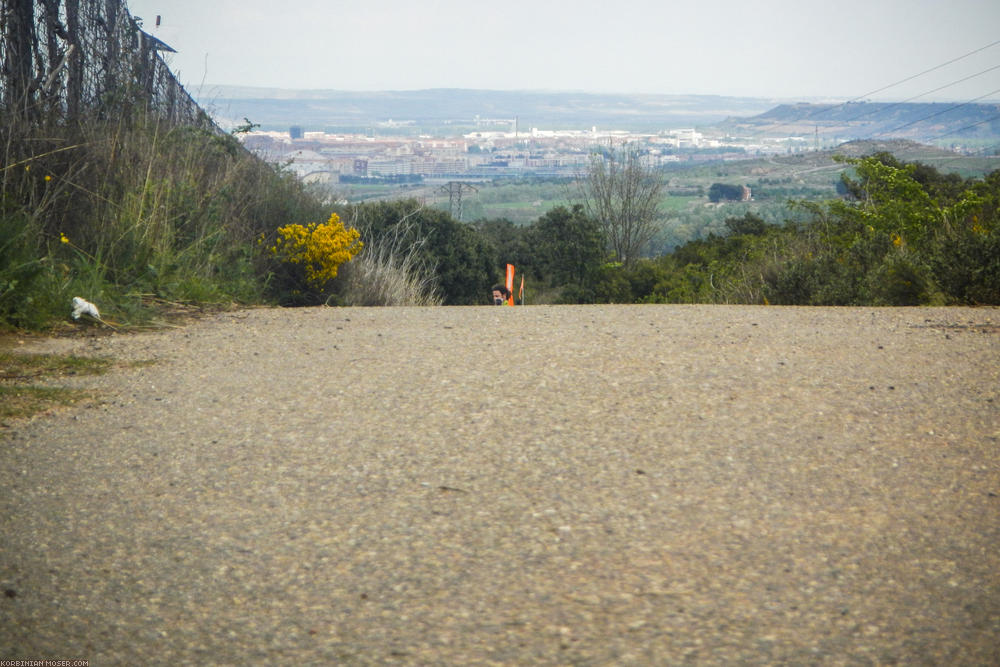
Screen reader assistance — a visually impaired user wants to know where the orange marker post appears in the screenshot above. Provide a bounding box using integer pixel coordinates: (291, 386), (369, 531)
(505, 264), (515, 306)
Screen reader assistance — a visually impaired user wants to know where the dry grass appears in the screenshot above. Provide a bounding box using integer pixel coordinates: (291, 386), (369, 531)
(335, 218), (442, 306)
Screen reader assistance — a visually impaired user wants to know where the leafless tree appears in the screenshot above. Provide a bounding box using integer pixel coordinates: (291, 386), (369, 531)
(579, 142), (664, 266)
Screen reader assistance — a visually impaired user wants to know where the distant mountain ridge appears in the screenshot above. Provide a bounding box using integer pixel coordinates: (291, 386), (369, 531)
(721, 101), (1000, 142)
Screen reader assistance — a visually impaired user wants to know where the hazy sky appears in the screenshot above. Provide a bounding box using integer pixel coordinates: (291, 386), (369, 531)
(126, 0), (1000, 102)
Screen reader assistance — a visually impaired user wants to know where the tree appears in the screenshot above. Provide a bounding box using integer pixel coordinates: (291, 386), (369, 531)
(834, 156), (940, 251)
(580, 143), (664, 266)
(528, 205), (605, 287)
(724, 212), (770, 236)
(708, 183), (746, 203)
(471, 217), (534, 279)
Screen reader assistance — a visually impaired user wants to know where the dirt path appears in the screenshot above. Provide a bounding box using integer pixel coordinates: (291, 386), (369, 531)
(2, 305), (998, 664)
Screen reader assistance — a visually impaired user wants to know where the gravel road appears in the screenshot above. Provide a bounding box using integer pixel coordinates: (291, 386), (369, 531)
(2, 304), (998, 665)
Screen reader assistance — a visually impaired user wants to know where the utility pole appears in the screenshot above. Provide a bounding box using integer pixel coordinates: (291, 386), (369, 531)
(436, 181), (477, 221)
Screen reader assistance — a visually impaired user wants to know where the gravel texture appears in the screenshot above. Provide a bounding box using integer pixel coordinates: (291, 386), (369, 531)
(1, 304), (999, 665)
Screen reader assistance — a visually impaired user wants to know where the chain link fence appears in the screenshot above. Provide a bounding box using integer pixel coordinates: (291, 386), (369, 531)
(1, 0), (215, 129)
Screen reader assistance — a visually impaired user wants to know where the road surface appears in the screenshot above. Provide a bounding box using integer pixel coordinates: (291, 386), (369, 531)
(2, 305), (998, 664)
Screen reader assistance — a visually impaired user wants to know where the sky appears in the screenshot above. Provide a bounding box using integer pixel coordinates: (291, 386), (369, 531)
(125, 0), (1000, 102)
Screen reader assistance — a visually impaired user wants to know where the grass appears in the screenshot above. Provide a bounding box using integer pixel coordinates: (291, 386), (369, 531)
(0, 350), (112, 380)
(0, 384), (96, 423)
(0, 348), (116, 424)
(2, 109), (332, 331)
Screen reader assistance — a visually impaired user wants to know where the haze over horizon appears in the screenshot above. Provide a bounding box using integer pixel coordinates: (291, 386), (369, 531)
(126, 0), (1000, 104)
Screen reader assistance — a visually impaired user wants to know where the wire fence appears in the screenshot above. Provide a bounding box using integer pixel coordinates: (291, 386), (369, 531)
(1, 0), (215, 129)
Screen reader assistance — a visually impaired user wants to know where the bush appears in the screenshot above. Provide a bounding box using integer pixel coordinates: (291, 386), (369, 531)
(265, 213), (362, 305)
(866, 253), (935, 306)
(588, 262), (637, 303)
(929, 225), (1000, 304)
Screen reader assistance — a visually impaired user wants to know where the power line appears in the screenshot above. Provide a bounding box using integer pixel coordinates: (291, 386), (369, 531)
(753, 37), (1000, 137)
(848, 38), (1000, 103)
(921, 111), (1000, 155)
(869, 87), (1000, 139)
(841, 63), (1000, 124)
(943, 112), (1000, 137)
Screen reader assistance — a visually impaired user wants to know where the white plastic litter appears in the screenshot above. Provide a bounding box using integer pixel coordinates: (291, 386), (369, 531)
(71, 296), (101, 321)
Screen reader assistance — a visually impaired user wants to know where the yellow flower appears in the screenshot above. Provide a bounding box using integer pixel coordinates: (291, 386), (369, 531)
(269, 213), (362, 290)
(60, 233), (70, 244)
(44, 174), (52, 182)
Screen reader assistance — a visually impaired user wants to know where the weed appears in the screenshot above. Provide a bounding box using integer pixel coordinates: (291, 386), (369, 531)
(334, 218), (442, 306)
(0, 351), (110, 378)
(0, 350), (114, 424)
(0, 385), (96, 422)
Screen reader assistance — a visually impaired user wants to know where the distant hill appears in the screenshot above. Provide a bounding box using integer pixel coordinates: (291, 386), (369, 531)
(717, 101), (1000, 144)
(193, 86), (785, 133)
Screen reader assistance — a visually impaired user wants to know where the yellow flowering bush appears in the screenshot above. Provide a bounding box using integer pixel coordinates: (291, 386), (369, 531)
(268, 213), (362, 296)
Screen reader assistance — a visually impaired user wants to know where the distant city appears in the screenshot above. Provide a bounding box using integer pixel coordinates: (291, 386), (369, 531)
(221, 89), (1000, 184)
(243, 125), (825, 185)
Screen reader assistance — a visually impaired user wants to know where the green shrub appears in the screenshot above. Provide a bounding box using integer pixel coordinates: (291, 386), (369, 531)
(929, 225), (1000, 304)
(866, 253), (935, 306)
(345, 200), (494, 305)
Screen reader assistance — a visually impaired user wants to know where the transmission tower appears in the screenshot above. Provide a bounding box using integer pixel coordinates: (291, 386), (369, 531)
(436, 182), (478, 221)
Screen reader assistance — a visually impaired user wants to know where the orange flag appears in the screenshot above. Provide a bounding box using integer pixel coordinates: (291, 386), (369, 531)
(505, 264), (515, 306)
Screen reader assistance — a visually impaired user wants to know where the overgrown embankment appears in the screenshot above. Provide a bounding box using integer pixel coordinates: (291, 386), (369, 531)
(1, 113), (329, 328)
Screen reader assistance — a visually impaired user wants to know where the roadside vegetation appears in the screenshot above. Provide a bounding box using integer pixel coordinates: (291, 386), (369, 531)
(3, 108), (997, 333)
(1, 108), (333, 329)
(1, 110), (484, 326)
(3, 0), (997, 329)
(480, 152), (999, 306)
